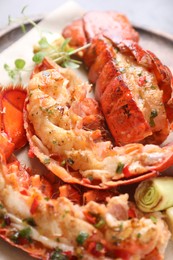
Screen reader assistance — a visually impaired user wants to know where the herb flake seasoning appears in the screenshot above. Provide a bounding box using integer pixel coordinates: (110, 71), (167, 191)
(0, 204), (4, 209)
(95, 242), (103, 251)
(114, 222), (123, 232)
(66, 158), (74, 165)
(44, 158), (50, 164)
(149, 109), (158, 127)
(94, 216), (105, 229)
(11, 227), (32, 244)
(50, 248), (69, 260)
(23, 217), (36, 227)
(150, 215), (157, 224)
(76, 231), (89, 245)
(116, 162), (124, 174)
(137, 233), (141, 239)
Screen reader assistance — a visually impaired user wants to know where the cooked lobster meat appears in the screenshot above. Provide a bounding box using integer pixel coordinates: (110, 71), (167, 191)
(0, 9), (172, 259)
(62, 13), (173, 145)
(86, 38), (173, 145)
(0, 148), (170, 259)
(62, 11), (139, 49)
(0, 79), (170, 259)
(24, 60), (173, 189)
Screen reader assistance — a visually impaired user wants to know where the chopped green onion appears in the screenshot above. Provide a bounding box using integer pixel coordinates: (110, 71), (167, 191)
(151, 85), (157, 89)
(137, 233), (141, 238)
(19, 227), (32, 239)
(23, 217), (36, 227)
(94, 217), (105, 229)
(149, 109), (158, 127)
(0, 204), (4, 209)
(95, 242), (103, 251)
(114, 222), (123, 232)
(44, 158), (50, 164)
(66, 158), (74, 165)
(61, 160), (66, 166)
(11, 227), (32, 244)
(76, 231), (89, 245)
(116, 162), (124, 174)
(150, 216), (157, 224)
(50, 248), (68, 260)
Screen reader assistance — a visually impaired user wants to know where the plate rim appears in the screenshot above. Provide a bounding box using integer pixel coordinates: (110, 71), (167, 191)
(0, 15), (173, 44)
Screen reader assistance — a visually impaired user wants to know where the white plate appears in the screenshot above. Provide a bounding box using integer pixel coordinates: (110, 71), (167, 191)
(0, 1), (173, 259)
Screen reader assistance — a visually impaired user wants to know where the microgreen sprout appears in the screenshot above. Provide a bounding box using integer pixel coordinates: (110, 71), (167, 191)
(4, 59), (26, 82)
(33, 36), (91, 69)
(4, 7), (91, 82)
(8, 5), (40, 34)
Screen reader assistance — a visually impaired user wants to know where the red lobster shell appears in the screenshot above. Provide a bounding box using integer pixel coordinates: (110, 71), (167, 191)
(62, 11), (173, 146)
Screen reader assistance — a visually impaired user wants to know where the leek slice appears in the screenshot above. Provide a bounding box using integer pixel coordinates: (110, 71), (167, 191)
(134, 177), (173, 212)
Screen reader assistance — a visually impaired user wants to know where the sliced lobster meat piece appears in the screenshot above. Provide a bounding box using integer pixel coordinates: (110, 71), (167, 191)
(83, 11), (139, 43)
(97, 60), (152, 145)
(62, 18), (87, 48)
(24, 64), (173, 189)
(84, 37), (115, 68)
(87, 38), (172, 145)
(62, 11), (139, 51)
(62, 12), (173, 145)
(116, 41), (173, 105)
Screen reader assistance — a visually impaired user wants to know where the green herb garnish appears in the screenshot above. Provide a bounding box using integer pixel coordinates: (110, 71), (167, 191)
(4, 58), (26, 81)
(44, 158), (50, 164)
(33, 39), (90, 69)
(150, 215), (157, 224)
(23, 217), (36, 227)
(19, 227), (32, 239)
(137, 233), (141, 238)
(11, 227), (32, 244)
(50, 248), (69, 260)
(0, 204), (4, 209)
(5, 7), (91, 82)
(8, 5), (40, 34)
(76, 231), (89, 245)
(15, 59), (26, 69)
(94, 216), (105, 229)
(61, 160), (66, 166)
(32, 51), (46, 64)
(66, 158), (74, 165)
(44, 197), (50, 201)
(95, 242), (103, 251)
(149, 109), (158, 127)
(114, 222), (123, 232)
(116, 162), (124, 174)
(151, 85), (157, 90)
